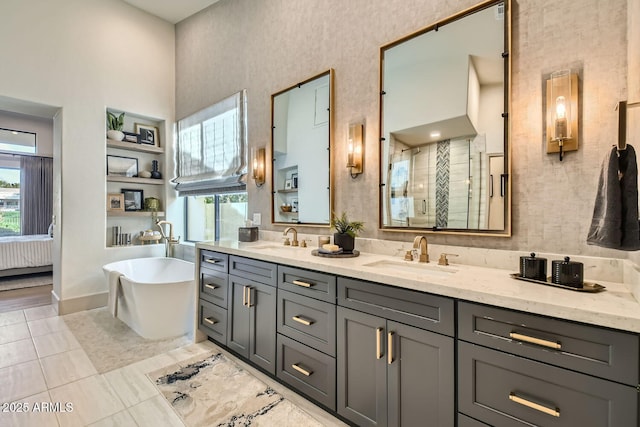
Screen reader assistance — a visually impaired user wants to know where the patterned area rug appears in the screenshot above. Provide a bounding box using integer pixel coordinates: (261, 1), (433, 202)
(0, 272), (52, 291)
(63, 307), (191, 373)
(149, 352), (325, 427)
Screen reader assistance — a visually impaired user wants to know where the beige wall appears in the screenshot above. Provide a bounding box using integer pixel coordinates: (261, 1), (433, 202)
(176, 0), (631, 257)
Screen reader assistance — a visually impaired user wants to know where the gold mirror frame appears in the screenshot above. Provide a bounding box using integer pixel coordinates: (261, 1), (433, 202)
(378, 0), (511, 236)
(271, 69), (334, 226)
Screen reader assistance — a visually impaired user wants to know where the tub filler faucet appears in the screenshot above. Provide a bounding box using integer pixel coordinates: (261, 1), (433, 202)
(156, 219), (180, 257)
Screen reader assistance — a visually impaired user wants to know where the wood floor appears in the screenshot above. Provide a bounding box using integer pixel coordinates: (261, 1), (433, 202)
(0, 284), (53, 313)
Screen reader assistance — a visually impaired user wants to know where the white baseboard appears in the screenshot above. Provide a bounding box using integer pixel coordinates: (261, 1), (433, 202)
(53, 290), (107, 315)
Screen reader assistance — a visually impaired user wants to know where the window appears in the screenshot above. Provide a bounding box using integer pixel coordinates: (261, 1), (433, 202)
(174, 90), (247, 195)
(176, 91), (248, 241)
(0, 166), (20, 236)
(0, 128), (36, 154)
(185, 193), (247, 242)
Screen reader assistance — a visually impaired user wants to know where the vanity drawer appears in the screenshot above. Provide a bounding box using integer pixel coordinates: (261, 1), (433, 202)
(458, 301), (639, 385)
(276, 333), (336, 411)
(458, 342), (638, 427)
(277, 289), (336, 356)
(199, 270), (228, 308)
(199, 299), (227, 345)
(199, 250), (229, 274)
(278, 265), (336, 303)
(337, 277), (454, 336)
(230, 255), (277, 286)
(458, 414), (490, 427)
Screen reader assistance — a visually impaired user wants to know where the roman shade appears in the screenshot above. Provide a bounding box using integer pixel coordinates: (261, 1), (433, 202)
(173, 90), (247, 196)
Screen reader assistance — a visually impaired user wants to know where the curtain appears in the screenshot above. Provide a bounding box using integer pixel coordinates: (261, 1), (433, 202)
(20, 156), (53, 235)
(174, 90), (247, 196)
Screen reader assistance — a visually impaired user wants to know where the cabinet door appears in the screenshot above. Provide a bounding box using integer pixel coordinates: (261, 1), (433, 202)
(248, 281), (277, 375)
(387, 321), (454, 427)
(337, 307), (387, 427)
(227, 277), (251, 358)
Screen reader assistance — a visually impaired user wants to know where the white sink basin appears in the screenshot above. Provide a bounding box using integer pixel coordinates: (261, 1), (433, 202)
(249, 244), (300, 250)
(362, 260), (458, 277)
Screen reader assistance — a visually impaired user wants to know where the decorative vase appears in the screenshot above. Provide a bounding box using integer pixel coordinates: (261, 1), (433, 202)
(151, 160), (162, 179)
(106, 129), (125, 141)
(333, 232), (355, 253)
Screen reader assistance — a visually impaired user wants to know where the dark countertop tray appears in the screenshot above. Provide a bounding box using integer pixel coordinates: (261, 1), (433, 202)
(510, 273), (606, 293)
(312, 249), (360, 258)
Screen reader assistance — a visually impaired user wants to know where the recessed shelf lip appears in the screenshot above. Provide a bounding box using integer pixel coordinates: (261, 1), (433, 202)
(107, 175), (164, 185)
(107, 211), (165, 217)
(107, 138), (164, 154)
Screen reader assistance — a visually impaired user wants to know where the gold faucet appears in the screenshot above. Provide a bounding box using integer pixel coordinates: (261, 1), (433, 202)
(413, 235), (429, 263)
(283, 227), (299, 246)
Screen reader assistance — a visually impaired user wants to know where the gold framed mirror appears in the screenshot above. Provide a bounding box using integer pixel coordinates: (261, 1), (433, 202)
(271, 69), (333, 225)
(379, 0), (511, 236)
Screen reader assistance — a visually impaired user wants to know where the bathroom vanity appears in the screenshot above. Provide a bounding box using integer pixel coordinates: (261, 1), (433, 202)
(195, 241), (640, 427)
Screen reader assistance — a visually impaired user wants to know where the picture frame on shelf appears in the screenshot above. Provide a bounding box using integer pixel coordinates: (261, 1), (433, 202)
(292, 198), (299, 213)
(107, 193), (125, 211)
(291, 173), (298, 188)
(107, 155), (138, 177)
(123, 131), (140, 144)
(284, 179), (292, 190)
(134, 123), (159, 147)
(121, 188), (144, 211)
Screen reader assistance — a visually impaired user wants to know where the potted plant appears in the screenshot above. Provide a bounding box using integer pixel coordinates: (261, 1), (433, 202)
(330, 211), (364, 253)
(106, 111), (125, 141)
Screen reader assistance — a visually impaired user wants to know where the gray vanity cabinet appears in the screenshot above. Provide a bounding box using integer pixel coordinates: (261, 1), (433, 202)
(198, 250), (229, 346)
(337, 278), (455, 427)
(457, 301), (639, 426)
(276, 265), (337, 411)
(226, 256), (277, 375)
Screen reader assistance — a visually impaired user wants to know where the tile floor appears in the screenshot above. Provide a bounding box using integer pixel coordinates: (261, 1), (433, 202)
(0, 304), (344, 427)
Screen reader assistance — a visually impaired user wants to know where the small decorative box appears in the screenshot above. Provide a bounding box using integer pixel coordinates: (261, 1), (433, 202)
(238, 226), (259, 242)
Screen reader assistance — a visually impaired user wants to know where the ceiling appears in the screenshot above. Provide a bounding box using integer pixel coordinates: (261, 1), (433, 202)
(122, 0), (221, 24)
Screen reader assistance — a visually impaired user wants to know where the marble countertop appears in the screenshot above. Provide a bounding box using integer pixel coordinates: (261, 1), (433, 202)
(196, 240), (640, 334)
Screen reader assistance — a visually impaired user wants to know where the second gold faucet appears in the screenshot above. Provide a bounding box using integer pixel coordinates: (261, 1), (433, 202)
(283, 227), (299, 246)
(413, 235), (429, 263)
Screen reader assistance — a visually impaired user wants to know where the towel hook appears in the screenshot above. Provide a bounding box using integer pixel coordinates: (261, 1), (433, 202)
(617, 101), (627, 151)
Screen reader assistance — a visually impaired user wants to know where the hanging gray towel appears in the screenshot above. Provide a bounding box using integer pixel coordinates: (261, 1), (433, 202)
(587, 144), (640, 250)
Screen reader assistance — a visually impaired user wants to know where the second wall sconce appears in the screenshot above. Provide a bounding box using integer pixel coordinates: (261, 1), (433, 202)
(252, 147), (265, 186)
(347, 122), (364, 178)
(545, 69), (579, 161)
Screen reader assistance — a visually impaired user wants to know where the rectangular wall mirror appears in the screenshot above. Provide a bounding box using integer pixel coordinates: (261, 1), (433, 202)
(272, 69), (333, 225)
(379, 0), (510, 235)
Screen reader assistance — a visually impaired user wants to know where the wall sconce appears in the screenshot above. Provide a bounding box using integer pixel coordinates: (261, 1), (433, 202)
(347, 122), (364, 178)
(545, 70), (579, 161)
(251, 147), (265, 187)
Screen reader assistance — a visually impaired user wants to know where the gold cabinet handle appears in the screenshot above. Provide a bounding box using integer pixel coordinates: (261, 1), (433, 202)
(509, 332), (561, 350)
(376, 327), (383, 359)
(291, 363), (312, 376)
(204, 258), (220, 264)
(509, 393), (560, 417)
(246, 287), (252, 307)
(387, 332), (394, 365)
(203, 317), (217, 325)
(292, 316), (313, 326)
(292, 280), (313, 288)
(204, 284), (218, 290)
(242, 286), (247, 306)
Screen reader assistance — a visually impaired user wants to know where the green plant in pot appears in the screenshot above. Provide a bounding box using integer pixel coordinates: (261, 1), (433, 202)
(106, 111), (125, 141)
(330, 211), (364, 254)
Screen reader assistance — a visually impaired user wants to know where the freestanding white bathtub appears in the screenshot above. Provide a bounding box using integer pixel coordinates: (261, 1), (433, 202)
(102, 257), (195, 340)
